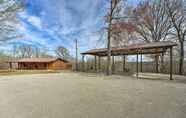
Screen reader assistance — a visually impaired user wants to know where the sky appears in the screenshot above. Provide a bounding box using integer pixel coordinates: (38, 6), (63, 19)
(3, 0), (140, 56)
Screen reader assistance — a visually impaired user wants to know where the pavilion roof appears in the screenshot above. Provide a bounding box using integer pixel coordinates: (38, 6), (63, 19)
(81, 41), (177, 56)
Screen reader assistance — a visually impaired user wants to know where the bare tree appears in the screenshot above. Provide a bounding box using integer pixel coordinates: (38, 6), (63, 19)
(55, 46), (70, 60)
(111, 20), (137, 47)
(132, 0), (171, 43)
(126, 0), (172, 73)
(18, 44), (34, 58)
(165, 0), (186, 75)
(0, 0), (24, 43)
(14, 44), (41, 58)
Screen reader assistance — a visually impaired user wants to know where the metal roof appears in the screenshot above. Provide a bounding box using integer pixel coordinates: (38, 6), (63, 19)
(81, 41), (177, 56)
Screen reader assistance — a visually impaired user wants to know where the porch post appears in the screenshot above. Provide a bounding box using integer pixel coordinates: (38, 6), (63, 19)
(170, 47), (173, 80)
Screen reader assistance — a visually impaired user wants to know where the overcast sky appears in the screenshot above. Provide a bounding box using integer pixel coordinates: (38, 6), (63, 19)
(3, 0), (140, 56)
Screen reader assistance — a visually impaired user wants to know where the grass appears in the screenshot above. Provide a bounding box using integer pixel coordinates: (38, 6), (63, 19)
(0, 69), (61, 76)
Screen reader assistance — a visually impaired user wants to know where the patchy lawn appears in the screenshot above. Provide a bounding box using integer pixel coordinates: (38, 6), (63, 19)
(0, 72), (186, 118)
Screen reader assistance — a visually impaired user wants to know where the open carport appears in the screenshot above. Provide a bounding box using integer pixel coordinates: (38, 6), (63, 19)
(81, 41), (177, 80)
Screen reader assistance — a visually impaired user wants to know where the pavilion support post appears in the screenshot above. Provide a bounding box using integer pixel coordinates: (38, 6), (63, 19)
(155, 55), (159, 73)
(170, 47), (173, 80)
(140, 54), (143, 72)
(136, 53), (139, 79)
(82, 55), (85, 72)
(161, 52), (165, 73)
(98, 56), (101, 72)
(94, 56), (97, 72)
(112, 56), (115, 74)
(123, 55), (126, 72)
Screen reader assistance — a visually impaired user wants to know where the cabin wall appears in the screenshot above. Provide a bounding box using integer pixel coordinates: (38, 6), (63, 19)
(48, 60), (72, 70)
(18, 62), (47, 70)
(16, 59), (72, 70)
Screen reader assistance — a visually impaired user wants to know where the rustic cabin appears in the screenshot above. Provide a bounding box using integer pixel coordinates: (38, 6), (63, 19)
(8, 58), (72, 70)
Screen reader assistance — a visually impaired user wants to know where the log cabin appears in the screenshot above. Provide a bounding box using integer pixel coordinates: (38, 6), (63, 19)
(14, 58), (72, 70)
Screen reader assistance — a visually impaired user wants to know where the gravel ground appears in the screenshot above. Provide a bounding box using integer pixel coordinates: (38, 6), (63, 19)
(0, 72), (186, 118)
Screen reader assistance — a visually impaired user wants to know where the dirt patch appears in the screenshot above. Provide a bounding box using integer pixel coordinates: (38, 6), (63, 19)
(0, 72), (186, 118)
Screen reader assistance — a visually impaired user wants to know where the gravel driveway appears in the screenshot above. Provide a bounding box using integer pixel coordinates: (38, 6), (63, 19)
(0, 72), (186, 118)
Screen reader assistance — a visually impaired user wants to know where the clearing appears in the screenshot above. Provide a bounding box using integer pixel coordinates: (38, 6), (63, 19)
(0, 72), (186, 118)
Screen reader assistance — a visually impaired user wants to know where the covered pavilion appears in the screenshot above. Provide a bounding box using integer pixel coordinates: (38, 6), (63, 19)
(81, 41), (177, 80)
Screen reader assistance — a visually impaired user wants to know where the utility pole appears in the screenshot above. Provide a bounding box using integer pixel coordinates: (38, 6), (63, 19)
(75, 39), (78, 71)
(107, 0), (114, 75)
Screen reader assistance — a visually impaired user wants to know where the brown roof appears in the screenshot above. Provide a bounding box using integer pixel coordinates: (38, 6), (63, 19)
(16, 58), (69, 63)
(82, 41), (177, 56)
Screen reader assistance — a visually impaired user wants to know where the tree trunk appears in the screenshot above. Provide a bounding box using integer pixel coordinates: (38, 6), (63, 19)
(107, 28), (112, 75)
(106, 0), (113, 76)
(179, 41), (184, 75)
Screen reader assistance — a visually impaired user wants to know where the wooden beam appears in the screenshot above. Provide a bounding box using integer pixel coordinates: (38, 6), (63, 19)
(83, 47), (167, 57)
(170, 47), (173, 80)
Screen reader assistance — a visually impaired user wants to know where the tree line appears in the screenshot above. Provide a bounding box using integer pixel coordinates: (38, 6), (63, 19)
(0, 43), (71, 61)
